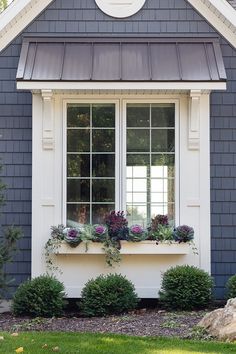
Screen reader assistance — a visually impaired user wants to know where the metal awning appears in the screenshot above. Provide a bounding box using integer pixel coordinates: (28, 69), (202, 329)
(17, 38), (226, 83)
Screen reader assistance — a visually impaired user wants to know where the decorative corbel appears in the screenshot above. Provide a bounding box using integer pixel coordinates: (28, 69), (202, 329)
(41, 89), (54, 150)
(188, 90), (201, 150)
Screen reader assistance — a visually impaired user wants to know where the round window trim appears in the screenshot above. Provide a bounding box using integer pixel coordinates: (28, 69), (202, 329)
(95, 0), (146, 18)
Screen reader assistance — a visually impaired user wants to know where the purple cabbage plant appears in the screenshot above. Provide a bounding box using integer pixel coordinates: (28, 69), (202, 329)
(128, 225), (147, 242)
(174, 225), (194, 243)
(64, 228), (81, 247)
(93, 224), (108, 241)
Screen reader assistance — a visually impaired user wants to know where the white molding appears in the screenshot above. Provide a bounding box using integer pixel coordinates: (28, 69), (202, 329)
(41, 89), (54, 150)
(188, 0), (236, 48)
(95, 0), (146, 18)
(199, 93), (211, 273)
(188, 90), (201, 150)
(0, 0), (54, 54)
(16, 81), (227, 91)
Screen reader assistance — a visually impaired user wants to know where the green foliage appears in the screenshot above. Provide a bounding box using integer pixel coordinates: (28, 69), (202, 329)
(80, 273), (138, 317)
(0, 226), (22, 298)
(0, 162), (22, 300)
(226, 274), (236, 299)
(12, 275), (65, 317)
(159, 265), (213, 310)
(152, 225), (174, 242)
(0, 0), (8, 12)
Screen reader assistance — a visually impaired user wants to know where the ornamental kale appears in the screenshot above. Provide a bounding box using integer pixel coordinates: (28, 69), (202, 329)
(128, 224), (147, 242)
(67, 228), (79, 238)
(174, 225), (194, 243)
(64, 228), (81, 247)
(94, 225), (107, 235)
(93, 224), (108, 241)
(130, 225), (143, 234)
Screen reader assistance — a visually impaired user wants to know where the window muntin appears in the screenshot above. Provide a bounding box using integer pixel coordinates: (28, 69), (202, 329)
(66, 102), (175, 227)
(126, 103), (175, 226)
(66, 104), (116, 225)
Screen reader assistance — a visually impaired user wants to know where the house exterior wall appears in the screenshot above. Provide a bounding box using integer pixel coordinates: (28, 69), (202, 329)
(0, 0), (235, 298)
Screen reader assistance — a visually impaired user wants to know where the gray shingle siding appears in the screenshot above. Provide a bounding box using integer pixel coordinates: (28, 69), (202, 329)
(0, 0), (235, 298)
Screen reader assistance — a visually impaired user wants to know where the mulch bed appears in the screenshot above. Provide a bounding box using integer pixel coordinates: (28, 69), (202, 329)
(0, 309), (208, 338)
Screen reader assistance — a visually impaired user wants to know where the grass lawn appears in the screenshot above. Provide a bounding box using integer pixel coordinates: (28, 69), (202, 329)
(0, 332), (235, 354)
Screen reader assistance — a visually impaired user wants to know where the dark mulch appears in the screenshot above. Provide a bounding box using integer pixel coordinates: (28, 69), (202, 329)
(0, 309), (208, 338)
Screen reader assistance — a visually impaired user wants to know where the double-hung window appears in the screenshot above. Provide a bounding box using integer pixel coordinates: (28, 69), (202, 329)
(66, 101), (176, 227)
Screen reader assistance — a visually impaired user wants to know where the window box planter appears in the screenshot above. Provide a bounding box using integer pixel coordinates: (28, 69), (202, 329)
(54, 241), (190, 255)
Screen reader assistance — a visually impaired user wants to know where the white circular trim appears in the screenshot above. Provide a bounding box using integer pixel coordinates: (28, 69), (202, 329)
(95, 0), (146, 18)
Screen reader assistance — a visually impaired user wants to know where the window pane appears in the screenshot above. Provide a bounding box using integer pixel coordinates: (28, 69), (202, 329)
(67, 129), (90, 152)
(92, 104), (115, 127)
(127, 193), (147, 203)
(151, 155), (175, 178)
(92, 204), (115, 224)
(151, 104), (175, 127)
(67, 155), (90, 177)
(151, 129), (175, 152)
(127, 104), (150, 127)
(92, 180), (115, 202)
(67, 103), (116, 225)
(67, 204), (90, 225)
(67, 104), (90, 127)
(92, 154), (115, 177)
(126, 103), (175, 225)
(127, 154), (149, 167)
(127, 205), (147, 226)
(67, 179), (90, 202)
(151, 205), (167, 217)
(93, 129), (115, 152)
(127, 129), (150, 152)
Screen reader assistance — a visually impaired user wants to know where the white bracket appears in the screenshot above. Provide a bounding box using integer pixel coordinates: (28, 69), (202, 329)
(188, 90), (201, 150)
(41, 89), (54, 150)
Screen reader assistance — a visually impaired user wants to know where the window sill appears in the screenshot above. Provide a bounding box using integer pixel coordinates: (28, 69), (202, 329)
(55, 241), (190, 255)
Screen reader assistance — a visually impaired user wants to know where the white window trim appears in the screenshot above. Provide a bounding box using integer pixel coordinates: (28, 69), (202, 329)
(62, 98), (179, 226)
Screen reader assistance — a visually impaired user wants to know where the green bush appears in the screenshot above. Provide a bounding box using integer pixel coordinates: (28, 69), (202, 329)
(12, 275), (65, 317)
(80, 273), (138, 316)
(226, 274), (236, 299)
(159, 265), (213, 310)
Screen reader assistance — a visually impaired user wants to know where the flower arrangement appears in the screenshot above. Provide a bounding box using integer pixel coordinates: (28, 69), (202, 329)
(45, 212), (195, 269)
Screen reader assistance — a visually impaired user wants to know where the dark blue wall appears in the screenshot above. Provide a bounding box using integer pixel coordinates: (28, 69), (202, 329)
(0, 0), (235, 298)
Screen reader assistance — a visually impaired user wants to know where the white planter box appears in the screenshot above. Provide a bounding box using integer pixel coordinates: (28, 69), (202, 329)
(55, 241), (190, 255)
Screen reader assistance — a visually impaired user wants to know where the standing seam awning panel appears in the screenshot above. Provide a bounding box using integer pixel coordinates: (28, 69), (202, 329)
(16, 38), (227, 82)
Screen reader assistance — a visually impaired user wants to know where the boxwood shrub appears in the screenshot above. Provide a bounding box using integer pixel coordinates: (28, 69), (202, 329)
(12, 275), (65, 317)
(80, 273), (138, 316)
(159, 265), (213, 310)
(226, 274), (236, 299)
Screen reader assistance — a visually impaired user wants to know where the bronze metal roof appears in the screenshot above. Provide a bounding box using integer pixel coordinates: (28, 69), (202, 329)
(17, 38), (227, 82)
